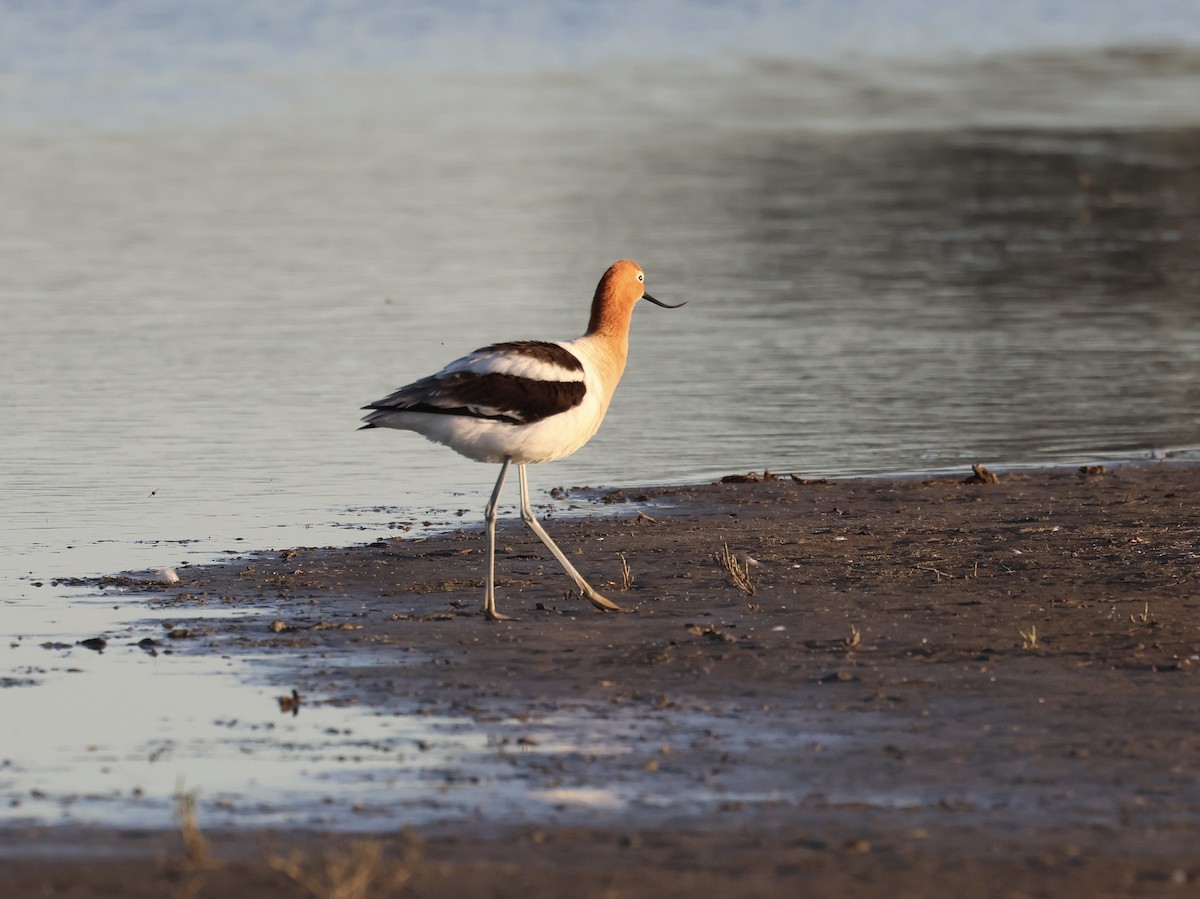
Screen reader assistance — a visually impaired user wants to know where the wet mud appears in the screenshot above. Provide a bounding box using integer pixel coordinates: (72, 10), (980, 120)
(5, 462), (1200, 897)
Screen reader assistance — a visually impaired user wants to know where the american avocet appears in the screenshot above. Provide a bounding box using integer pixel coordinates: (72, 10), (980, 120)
(361, 260), (684, 620)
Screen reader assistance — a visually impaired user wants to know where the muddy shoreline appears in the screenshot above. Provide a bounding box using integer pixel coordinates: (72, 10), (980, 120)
(6, 462), (1200, 896)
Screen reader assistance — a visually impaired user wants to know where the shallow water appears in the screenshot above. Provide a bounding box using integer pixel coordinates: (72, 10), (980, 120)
(3, 2), (1200, 830)
(2, 590), (862, 832)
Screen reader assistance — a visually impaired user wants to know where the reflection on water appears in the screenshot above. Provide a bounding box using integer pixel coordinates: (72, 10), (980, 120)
(0, 602), (485, 830)
(650, 127), (1200, 481)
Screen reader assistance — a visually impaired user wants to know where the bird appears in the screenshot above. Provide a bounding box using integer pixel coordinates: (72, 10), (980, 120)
(361, 260), (684, 620)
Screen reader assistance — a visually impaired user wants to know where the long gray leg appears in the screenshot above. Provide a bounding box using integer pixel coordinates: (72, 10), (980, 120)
(517, 463), (622, 612)
(483, 459), (512, 621)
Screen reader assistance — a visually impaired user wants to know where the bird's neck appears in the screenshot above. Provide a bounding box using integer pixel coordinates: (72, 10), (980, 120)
(583, 284), (637, 391)
(585, 286), (634, 340)
(584, 316), (629, 376)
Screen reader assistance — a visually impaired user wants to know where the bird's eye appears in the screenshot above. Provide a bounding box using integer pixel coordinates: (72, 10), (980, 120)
(637, 272), (644, 282)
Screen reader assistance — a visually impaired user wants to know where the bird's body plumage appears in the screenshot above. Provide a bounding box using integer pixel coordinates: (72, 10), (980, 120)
(361, 259), (682, 619)
(361, 335), (622, 464)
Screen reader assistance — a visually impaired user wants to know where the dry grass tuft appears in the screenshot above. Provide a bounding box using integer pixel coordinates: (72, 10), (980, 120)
(714, 543), (756, 595)
(267, 833), (422, 899)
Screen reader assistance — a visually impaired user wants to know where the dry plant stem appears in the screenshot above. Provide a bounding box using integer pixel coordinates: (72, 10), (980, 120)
(173, 785), (214, 870)
(715, 543), (755, 595)
(1020, 625), (1038, 650)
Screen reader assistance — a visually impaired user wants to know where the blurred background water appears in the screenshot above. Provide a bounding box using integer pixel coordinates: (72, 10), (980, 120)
(3, 0), (1200, 831)
(2, 0), (1200, 598)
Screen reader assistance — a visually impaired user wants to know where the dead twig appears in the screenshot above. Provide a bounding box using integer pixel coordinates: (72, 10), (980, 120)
(963, 463), (998, 484)
(913, 564), (959, 580)
(721, 469), (777, 483)
(789, 473), (830, 485)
